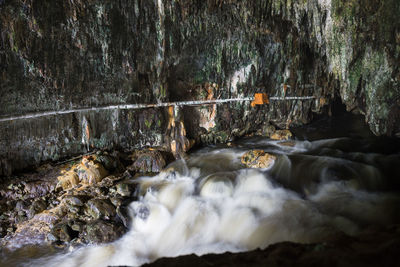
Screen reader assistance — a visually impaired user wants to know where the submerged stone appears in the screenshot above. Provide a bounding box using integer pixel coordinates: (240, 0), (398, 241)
(278, 141), (296, 147)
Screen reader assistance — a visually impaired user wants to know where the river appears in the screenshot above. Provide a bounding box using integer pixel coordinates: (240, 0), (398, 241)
(2, 113), (400, 266)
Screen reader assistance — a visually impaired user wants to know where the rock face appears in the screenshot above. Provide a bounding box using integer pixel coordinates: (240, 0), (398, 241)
(0, 0), (399, 174)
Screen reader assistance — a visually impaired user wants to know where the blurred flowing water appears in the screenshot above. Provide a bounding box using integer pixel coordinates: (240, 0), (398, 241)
(3, 113), (400, 267)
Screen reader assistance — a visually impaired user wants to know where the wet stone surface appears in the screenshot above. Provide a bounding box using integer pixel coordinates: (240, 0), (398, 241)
(241, 150), (277, 169)
(0, 149), (170, 248)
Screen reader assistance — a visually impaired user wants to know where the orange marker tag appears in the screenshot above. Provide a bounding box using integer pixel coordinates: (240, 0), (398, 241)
(251, 93), (269, 107)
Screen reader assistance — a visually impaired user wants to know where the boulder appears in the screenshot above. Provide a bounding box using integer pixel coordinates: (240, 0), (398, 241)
(62, 195), (90, 207)
(84, 198), (116, 220)
(5, 220), (51, 248)
(57, 170), (80, 191)
(51, 222), (77, 243)
(115, 182), (135, 197)
(27, 200), (47, 219)
(131, 150), (166, 173)
(77, 156), (108, 185)
(241, 150), (276, 169)
(270, 130), (293, 140)
(82, 220), (125, 244)
(96, 152), (124, 173)
(57, 156), (108, 190)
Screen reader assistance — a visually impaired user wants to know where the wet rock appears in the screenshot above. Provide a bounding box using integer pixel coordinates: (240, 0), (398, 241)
(23, 181), (56, 199)
(57, 170), (80, 191)
(131, 150), (166, 173)
(1, 158), (128, 247)
(114, 180), (138, 197)
(15, 200), (30, 214)
(62, 195), (89, 207)
(69, 220), (85, 233)
(84, 199), (116, 220)
(15, 215), (27, 224)
(270, 130), (293, 140)
(32, 206), (65, 226)
(68, 237), (85, 251)
(61, 195), (92, 216)
(82, 220), (125, 244)
(57, 156), (108, 190)
(109, 197), (123, 208)
(108, 197), (132, 227)
(51, 222), (78, 243)
(77, 156), (108, 185)
(256, 124), (276, 137)
(0, 183), (25, 200)
(115, 182), (131, 197)
(116, 205), (131, 228)
(96, 152), (124, 173)
(27, 200), (47, 219)
(241, 150), (276, 169)
(5, 220), (52, 248)
(278, 141), (296, 147)
(98, 175), (123, 188)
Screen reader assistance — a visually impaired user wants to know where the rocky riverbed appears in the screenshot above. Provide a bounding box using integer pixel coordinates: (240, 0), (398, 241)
(0, 148), (171, 249)
(0, 127), (283, 250)
(1, 114), (400, 267)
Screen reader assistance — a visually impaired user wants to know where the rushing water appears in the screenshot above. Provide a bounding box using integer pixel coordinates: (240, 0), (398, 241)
(3, 114), (400, 267)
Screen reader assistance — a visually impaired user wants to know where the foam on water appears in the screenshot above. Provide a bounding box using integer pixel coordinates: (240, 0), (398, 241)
(25, 137), (400, 267)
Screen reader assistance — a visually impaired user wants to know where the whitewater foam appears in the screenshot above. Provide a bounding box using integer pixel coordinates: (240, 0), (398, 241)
(28, 138), (400, 267)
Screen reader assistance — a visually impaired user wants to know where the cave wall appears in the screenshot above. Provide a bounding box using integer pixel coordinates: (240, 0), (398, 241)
(0, 0), (399, 175)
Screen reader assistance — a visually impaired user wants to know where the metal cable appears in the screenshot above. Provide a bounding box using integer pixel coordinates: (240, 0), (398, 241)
(0, 96), (315, 122)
